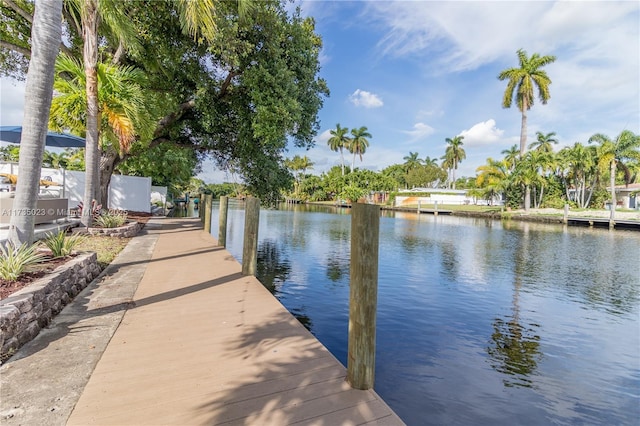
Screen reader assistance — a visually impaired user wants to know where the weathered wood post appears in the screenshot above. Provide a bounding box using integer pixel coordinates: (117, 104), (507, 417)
(204, 194), (212, 234)
(563, 204), (569, 224)
(218, 195), (229, 247)
(417, 200), (421, 214)
(347, 202), (380, 390)
(199, 193), (205, 222)
(242, 197), (260, 276)
(434, 200), (438, 216)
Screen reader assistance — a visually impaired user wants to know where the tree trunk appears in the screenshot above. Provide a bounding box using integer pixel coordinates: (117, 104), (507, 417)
(452, 164), (457, 189)
(8, 0), (63, 246)
(519, 106), (528, 157)
(99, 149), (119, 208)
(610, 160), (616, 219)
(80, 0), (99, 227)
(524, 185), (531, 211)
(339, 147), (345, 176)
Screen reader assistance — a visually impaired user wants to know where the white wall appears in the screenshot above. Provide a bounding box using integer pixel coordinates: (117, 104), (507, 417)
(1, 162), (151, 213)
(109, 174), (151, 213)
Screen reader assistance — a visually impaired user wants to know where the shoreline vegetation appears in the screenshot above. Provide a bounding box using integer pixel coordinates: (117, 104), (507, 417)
(305, 201), (640, 223)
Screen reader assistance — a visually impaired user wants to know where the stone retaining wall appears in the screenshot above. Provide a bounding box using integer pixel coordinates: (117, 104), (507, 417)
(0, 253), (100, 361)
(82, 221), (142, 238)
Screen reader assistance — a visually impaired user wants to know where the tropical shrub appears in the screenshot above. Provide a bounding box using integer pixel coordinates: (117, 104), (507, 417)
(43, 231), (85, 258)
(94, 210), (128, 228)
(0, 243), (47, 281)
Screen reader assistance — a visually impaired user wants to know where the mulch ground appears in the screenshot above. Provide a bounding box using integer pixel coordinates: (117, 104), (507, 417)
(0, 211), (152, 300)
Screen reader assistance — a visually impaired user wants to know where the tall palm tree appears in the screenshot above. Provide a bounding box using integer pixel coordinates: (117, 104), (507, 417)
(349, 126), (372, 172)
(498, 49), (556, 157)
(403, 151), (423, 172)
(441, 153), (453, 188)
(529, 131), (558, 153)
(589, 130), (640, 217)
(327, 123), (350, 176)
(8, 0), (63, 246)
(444, 135), (466, 189)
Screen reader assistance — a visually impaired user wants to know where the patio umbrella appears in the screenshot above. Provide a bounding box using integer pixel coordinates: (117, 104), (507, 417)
(0, 125), (85, 148)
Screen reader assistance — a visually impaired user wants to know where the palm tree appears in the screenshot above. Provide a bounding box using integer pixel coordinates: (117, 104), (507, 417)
(8, 0), (63, 246)
(529, 131), (558, 153)
(348, 126), (372, 171)
(589, 130), (640, 217)
(286, 154), (314, 196)
(403, 151), (423, 172)
(476, 158), (509, 206)
(42, 150), (70, 169)
(441, 153), (454, 188)
(444, 136), (466, 189)
(498, 49), (556, 156)
(423, 156), (438, 167)
(327, 124), (350, 176)
(50, 54), (153, 206)
(512, 152), (543, 211)
(557, 143), (598, 208)
(501, 145), (520, 172)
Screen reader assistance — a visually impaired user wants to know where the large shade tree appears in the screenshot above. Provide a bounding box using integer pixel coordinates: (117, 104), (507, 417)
(498, 49), (556, 157)
(2, 1), (329, 208)
(8, 0), (63, 246)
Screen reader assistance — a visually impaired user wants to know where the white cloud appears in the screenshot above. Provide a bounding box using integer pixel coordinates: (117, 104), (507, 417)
(459, 119), (505, 146)
(402, 122), (435, 141)
(349, 89), (383, 108)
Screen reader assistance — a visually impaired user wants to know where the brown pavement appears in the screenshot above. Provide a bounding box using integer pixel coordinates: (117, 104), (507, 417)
(67, 217), (405, 425)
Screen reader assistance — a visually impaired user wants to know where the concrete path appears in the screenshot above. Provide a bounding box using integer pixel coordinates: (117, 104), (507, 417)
(3, 217), (403, 425)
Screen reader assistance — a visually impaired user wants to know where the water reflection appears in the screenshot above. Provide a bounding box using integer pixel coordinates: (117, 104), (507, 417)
(211, 200), (640, 425)
(256, 239), (291, 294)
(488, 315), (542, 388)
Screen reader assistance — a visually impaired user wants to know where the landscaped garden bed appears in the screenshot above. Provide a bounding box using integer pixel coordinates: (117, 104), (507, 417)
(0, 252), (100, 361)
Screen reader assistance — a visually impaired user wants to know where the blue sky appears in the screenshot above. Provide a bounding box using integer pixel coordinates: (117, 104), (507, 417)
(1, 1), (639, 183)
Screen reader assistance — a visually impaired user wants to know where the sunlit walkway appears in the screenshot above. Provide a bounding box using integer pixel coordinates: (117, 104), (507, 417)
(67, 217), (404, 425)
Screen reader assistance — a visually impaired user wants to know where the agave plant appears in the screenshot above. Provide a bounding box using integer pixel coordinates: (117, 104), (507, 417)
(43, 231), (85, 258)
(0, 243), (47, 281)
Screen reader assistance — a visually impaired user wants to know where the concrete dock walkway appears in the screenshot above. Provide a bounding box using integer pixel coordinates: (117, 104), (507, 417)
(2, 217), (404, 425)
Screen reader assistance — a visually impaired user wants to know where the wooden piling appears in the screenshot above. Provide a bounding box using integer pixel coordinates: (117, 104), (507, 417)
(200, 193), (205, 222)
(563, 204), (569, 224)
(242, 197), (260, 276)
(204, 194), (212, 234)
(347, 202), (380, 390)
(434, 200), (438, 216)
(417, 200), (421, 214)
(218, 196), (229, 247)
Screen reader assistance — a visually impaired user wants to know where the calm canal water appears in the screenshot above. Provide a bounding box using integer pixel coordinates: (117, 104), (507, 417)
(207, 200), (640, 425)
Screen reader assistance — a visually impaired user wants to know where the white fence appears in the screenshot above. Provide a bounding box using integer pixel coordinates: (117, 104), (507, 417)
(1, 163), (157, 213)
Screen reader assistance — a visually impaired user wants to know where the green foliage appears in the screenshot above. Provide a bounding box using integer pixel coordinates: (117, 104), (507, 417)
(94, 211), (128, 228)
(116, 143), (199, 197)
(205, 183), (238, 199)
(406, 164), (447, 189)
(339, 184), (367, 203)
(43, 231), (85, 258)
(589, 188), (610, 209)
(0, 243), (47, 281)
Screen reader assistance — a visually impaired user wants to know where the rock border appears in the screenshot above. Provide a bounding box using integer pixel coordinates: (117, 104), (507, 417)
(0, 252), (100, 362)
(77, 221), (142, 238)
